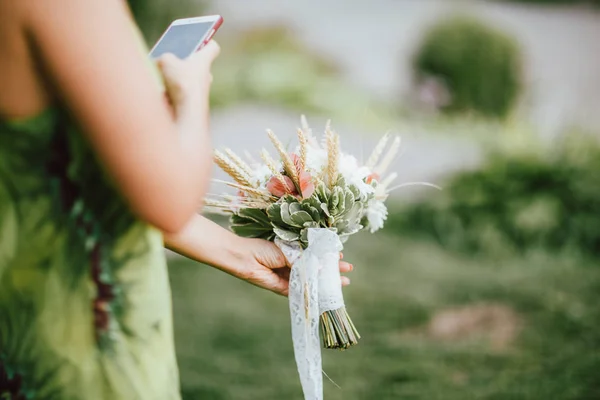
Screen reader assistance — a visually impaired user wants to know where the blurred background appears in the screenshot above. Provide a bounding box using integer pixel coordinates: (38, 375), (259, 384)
(130, 0), (600, 398)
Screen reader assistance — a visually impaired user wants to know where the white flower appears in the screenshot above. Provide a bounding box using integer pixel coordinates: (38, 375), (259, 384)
(304, 145), (328, 174)
(339, 154), (374, 198)
(251, 164), (275, 188)
(365, 199), (388, 233)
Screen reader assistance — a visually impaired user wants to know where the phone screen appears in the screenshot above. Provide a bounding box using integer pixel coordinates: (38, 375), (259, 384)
(149, 22), (214, 59)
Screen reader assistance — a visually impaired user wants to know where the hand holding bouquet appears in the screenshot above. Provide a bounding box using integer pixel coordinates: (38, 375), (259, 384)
(206, 117), (428, 399)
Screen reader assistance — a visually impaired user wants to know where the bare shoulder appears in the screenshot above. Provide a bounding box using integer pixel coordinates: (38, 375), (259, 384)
(0, 0), (51, 119)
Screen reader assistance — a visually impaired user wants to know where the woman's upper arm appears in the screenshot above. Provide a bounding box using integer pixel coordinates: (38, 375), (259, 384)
(23, 0), (197, 231)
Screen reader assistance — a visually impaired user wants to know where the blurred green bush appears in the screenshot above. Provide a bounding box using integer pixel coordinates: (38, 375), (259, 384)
(209, 25), (398, 129)
(413, 16), (522, 119)
(209, 25), (338, 110)
(127, 0), (206, 43)
(388, 133), (600, 258)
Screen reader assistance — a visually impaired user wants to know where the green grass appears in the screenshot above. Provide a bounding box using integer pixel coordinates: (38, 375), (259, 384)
(169, 230), (600, 399)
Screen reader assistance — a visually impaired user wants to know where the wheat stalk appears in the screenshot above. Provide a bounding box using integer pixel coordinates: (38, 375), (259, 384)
(365, 133), (390, 169)
(326, 126), (339, 187)
(214, 150), (253, 188)
(213, 179), (274, 200)
(261, 149), (290, 191)
(300, 115), (320, 148)
(375, 136), (401, 176)
(320, 119), (332, 149)
(217, 194), (271, 209)
(297, 128), (308, 171)
(244, 150), (258, 165)
(224, 148), (253, 177)
(301, 115), (311, 133)
(204, 196), (271, 212)
(267, 129), (300, 189)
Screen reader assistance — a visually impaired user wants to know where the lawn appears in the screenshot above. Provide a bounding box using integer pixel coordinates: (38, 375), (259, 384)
(169, 228), (600, 400)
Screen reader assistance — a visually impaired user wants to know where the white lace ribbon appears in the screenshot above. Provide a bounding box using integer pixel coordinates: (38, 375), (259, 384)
(276, 228), (344, 400)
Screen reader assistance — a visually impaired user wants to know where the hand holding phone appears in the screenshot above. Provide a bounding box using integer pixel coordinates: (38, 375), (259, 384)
(153, 17), (222, 116)
(149, 15), (223, 60)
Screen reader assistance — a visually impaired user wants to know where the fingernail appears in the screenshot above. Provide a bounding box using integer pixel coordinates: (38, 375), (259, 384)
(350, 264), (354, 271)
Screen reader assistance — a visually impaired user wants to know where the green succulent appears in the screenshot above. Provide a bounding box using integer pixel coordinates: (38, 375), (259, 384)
(230, 178), (370, 247)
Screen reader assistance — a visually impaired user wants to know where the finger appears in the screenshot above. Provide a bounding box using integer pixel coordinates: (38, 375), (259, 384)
(339, 252), (344, 260)
(190, 40), (220, 67)
(339, 261), (353, 273)
(203, 40), (221, 60)
(341, 276), (351, 286)
(269, 274), (289, 297)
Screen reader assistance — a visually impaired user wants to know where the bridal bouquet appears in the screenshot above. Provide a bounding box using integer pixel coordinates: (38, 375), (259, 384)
(206, 117), (410, 399)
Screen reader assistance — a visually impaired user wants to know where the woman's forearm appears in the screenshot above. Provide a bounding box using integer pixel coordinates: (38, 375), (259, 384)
(163, 214), (348, 297)
(163, 214), (250, 277)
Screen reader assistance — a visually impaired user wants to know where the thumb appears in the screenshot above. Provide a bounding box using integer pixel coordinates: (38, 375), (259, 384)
(156, 53), (181, 71)
(156, 52), (184, 83)
(258, 241), (291, 269)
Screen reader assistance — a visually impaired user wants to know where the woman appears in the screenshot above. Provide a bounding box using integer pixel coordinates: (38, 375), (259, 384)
(0, 0), (353, 398)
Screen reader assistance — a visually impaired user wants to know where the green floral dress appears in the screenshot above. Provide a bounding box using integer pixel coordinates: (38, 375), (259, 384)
(0, 26), (181, 400)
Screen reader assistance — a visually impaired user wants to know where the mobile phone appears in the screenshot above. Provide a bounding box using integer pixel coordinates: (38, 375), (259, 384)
(149, 15), (223, 60)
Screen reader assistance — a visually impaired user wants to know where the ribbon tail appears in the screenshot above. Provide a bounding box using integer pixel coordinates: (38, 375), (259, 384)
(277, 239), (323, 400)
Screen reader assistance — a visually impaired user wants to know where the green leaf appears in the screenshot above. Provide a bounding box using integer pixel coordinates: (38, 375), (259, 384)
(231, 214), (249, 225)
(344, 189), (355, 210)
(303, 221), (320, 229)
(330, 189), (340, 210)
(300, 228), (309, 244)
(289, 202), (302, 214)
(232, 223), (273, 238)
(315, 182), (330, 202)
(238, 208), (271, 226)
(273, 227), (300, 242)
(320, 203), (330, 217)
(345, 202), (363, 223)
(290, 211), (314, 226)
(281, 203), (300, 227)
(303, 204), (322, 222)
(267, 204), (284, 226)
(348, 184), (361, 199)
(282, 194), (298, 204)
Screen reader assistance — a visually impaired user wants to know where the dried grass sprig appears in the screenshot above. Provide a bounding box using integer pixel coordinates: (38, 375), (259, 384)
(380, 172), (398, 188)
(375, 136), (401, 176)
(366, 133), (390, 170)
(214, 150), (253, 188)
(267, 129), (300, 189)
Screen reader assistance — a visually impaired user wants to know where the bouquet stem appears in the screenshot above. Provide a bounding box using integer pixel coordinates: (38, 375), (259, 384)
(319, 307), (360, 350)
